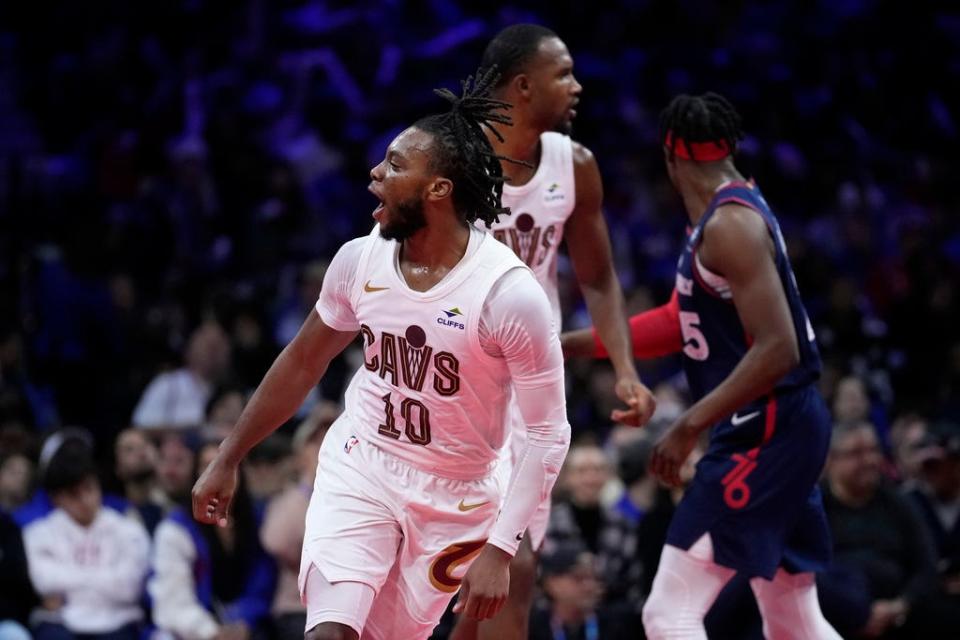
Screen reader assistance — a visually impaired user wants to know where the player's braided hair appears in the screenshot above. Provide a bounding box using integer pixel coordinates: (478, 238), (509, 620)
(415, 66), (527, 228)
(659, 92), (744, 160)
(481, 23), (558, 89)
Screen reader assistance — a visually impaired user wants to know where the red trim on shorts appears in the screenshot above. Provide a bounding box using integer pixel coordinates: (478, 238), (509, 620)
(762, 395), (777, 445)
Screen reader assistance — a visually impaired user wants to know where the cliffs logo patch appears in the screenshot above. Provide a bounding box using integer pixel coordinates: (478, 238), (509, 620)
(438, 307), (465, 330)
(544, 182), (565, 203)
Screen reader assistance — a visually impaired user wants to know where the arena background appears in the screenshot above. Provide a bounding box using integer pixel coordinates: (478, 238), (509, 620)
(0, 1), (958, 639)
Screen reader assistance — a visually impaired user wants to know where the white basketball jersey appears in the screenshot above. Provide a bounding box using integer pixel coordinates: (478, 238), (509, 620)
(340, 226), (529, 479)
(490, 132), (576, 329)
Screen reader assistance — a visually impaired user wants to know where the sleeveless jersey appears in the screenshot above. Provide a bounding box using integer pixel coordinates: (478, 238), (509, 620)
(489, 132), (576, 329)
(340, 226), (531, 479)
(676, 181), (821, 402)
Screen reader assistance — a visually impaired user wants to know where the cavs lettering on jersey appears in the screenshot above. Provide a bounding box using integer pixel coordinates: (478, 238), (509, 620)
(318, 225), (532, 479)
(490, 131), (575, 328)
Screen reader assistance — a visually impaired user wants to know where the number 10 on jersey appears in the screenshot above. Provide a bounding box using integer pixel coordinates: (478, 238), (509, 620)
(379, 393), (432, 445)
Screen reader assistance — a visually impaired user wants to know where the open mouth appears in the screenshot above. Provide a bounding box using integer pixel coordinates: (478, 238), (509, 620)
(368, 184), (386, 220)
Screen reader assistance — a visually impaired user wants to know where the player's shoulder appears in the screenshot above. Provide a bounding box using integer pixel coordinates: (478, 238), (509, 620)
(477, 227), (526, 267)
(706, 202), (769, 240)
(569, 139), (596, 167)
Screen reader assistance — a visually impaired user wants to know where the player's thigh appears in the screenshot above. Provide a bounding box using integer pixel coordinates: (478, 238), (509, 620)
(301, 439), (403, 593)
(365, 478), (500, 639)
(304, 563), (375, 639)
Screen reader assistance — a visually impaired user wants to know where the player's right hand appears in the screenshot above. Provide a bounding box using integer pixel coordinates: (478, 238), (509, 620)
(611, 375), (657, 427)
(192, 455), (238, 528)
(453, 544), (511, 620)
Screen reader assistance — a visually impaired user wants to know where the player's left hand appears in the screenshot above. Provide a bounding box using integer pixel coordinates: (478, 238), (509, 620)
(452, 544), (511, 620)
(611, 375), (656, 427)
(651, 418), (700, 486)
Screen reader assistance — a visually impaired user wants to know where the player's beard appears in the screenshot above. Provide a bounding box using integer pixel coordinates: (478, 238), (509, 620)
(553, 119), (574, 136)
(379, 196), (428, 241)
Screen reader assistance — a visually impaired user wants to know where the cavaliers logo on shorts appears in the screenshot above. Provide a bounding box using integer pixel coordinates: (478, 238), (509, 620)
(428, 540), (487, 592)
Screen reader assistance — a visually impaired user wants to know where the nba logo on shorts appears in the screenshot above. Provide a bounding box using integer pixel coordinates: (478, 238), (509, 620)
(344, 435), (360, 454)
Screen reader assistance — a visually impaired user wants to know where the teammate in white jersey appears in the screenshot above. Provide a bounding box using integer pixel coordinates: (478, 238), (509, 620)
(452, 24), (656, 640)
(192, 69), (571, 640)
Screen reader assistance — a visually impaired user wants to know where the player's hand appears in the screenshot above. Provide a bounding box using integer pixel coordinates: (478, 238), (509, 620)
(611, 375), (656, 427)
(452, 544), (511, 620)
(651, 418), (699, 487)
(192, 454), (238, 528)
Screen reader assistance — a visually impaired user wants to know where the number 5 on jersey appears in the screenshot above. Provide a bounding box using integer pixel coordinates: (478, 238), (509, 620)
(680, 311), (710, 361)
(379, 392), (432, 445)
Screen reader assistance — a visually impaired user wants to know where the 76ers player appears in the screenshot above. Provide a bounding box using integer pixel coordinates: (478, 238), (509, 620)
(192, 70), (571, 640)
(452, 25), (655, 640)
(638, 93), (841, 639)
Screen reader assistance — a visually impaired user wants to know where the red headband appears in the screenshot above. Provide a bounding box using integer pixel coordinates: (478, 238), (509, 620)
(665, 130), (731, 162)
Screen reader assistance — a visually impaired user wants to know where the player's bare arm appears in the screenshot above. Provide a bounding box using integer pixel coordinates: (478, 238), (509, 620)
(192, 310), (357, 526)
(651, 204), (799, 485)
(564, 141), (655, 426)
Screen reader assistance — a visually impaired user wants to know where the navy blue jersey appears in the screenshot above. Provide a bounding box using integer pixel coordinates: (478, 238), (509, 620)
(676, 180), (821, 403)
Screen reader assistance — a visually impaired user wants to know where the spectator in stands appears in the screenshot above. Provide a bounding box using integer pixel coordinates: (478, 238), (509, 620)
(203, 387), (247, 442)
(259, 401), (338, 640)
(149, 440), (276, 640)
(530, 541), (635, 640)
(832, 375), (871, 425)
(132, 322), (231, 430)
(0, 451), (33, 514)
(0, 510), (37, 640)
(155, 433), (198, 508)
(820, 421), (943, 638)
(243, 434), (294, 504)
(903, 423), (960, 627)
(546, 441), (642, 612)
(889, 413), (930, 486)
(23, 431), (150, 640)
(113, 429), (164, 535)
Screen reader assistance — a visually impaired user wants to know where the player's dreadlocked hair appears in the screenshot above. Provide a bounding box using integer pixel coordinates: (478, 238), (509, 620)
(415, 66), (526, 228)
(481, 23), (558, 89)
(659, 92), (745, 161)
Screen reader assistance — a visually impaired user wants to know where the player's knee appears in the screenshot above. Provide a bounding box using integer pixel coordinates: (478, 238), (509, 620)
(305, 622), (359, 640)
(641, 590), (673, 638)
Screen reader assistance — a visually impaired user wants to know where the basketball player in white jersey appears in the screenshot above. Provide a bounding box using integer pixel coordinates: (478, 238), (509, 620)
(451, 25), (656, 640)
(192, 70), (571, 640)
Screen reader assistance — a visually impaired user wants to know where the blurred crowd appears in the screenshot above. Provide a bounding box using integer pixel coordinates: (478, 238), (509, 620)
(1, 1), (959, 638)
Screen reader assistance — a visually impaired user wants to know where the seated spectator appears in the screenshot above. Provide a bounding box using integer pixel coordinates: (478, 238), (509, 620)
(529, 542), (636, 640)
(149, 440), (276, 640)
(546, 441), (642, 612)
(259, 402), (337, 640)
(890, 413), (931, 486)
(113, 429), (165, 535)
(243, 434), (294, 504)
(155, 433), (198, 509)
(23, 431), (150, 640)
(0, 510), (38, 640)
(832, 376), (871, 425)
(202, 387), (247, 442)
(820, 421), (944, 638)
(903, 423), (960, 628)
(612, 436), (657, 526)
(132, 323), (231, 430)
(0, 451), (33, 514)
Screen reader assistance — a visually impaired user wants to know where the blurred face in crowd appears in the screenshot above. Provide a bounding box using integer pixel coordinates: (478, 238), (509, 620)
(0, 453), (33, 508)
(185, 323), (232, 382)
(564, 445), (610, 508)
(828, 424), (882, 500)
(53, 475), (102, 527)
(833, 376), (870, 424)
(157, 436), (195, 502)
(115, 429), (157, 484)
(206, 390), (245, 438)
(543, 552), (603, 614)
(891, 416), (928, 482)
